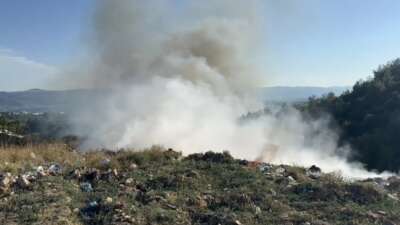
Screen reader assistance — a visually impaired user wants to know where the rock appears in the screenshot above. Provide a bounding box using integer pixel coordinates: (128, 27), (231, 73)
(17, 175), (31, 188)
(129, 163), (138, 170)
(105, 197), (113, 204)
(48, 164), (62, 175)
(80, 182), (93, 192)
(234, 220), (243, 225)
(306, 165), (322, 179)
(125, 178), (134, 185)
(255, 206), (262, 215)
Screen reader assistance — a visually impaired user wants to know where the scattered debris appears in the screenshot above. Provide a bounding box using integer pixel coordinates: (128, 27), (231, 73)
(258, 162), (272, 173)
(36, 166), (47, 177)
(80, 182), (94, 192)
(1, 147), (400, 225)
(84, 169), (100, 182)
(71, 168), (82, 179)
(0, 173), (13, 192)
(388, 193), (399, 201)
(48, 164), (62, 175)
(17, 175), (31, 188)
(306, 165), (322, 179)
(275, 166), (286, 175)
(100, 158), (111, 167)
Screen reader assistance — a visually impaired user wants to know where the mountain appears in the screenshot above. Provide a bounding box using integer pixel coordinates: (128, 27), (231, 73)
(0, 87), (350, 112)
(0, 89), (100, 112)
(260, 86), (350, 103)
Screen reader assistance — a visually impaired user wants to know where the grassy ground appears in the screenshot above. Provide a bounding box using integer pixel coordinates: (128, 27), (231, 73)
(0, 145), (399, 225)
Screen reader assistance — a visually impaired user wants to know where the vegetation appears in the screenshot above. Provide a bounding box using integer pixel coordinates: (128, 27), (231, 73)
(0, 112), (72, 145)
(302, 58), (400, 172)
(0, 145), (399, 225)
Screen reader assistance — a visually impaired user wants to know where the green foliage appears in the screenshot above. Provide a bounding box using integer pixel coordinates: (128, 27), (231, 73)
(302, 58), (400, 172)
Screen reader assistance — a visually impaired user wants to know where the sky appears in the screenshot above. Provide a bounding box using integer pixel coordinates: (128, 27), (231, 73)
(1, 0), (400, 91)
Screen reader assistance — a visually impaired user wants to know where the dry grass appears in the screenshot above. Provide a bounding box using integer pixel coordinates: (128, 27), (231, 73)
(0, 144), (82, 173)
(0, 144), (176, 174)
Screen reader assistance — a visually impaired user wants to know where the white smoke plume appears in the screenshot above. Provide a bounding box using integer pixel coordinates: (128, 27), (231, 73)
(67, 0), (391, 178)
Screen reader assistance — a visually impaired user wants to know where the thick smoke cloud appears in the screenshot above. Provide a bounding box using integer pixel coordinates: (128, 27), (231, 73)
(68, 0), (390, 178)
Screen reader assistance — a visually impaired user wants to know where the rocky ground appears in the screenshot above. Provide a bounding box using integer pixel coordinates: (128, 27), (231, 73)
(0, 144), (399, 225)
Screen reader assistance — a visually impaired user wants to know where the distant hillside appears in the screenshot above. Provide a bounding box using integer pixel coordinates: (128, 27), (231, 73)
(0, 87), (350, 112)
(260, 86), (350, 103)
(0, 89), (100, 112)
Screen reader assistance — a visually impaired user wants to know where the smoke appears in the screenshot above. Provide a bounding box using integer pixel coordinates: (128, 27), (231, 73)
(67, 0), (390, 178)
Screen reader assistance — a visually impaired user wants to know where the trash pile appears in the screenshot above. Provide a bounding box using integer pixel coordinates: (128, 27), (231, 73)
(0, 149), (399, 225)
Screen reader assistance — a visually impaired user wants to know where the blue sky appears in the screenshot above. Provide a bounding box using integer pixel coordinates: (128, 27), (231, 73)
(1, 0), (400, 91)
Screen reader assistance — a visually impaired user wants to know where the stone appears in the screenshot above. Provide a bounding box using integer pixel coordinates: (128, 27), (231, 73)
(129, 163), (138, 170)
(125, 178), (134, 185)
(105, 197), (113, 204)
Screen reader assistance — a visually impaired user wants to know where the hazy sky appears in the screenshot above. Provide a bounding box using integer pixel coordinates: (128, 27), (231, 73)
(1, 0), (400, 91)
